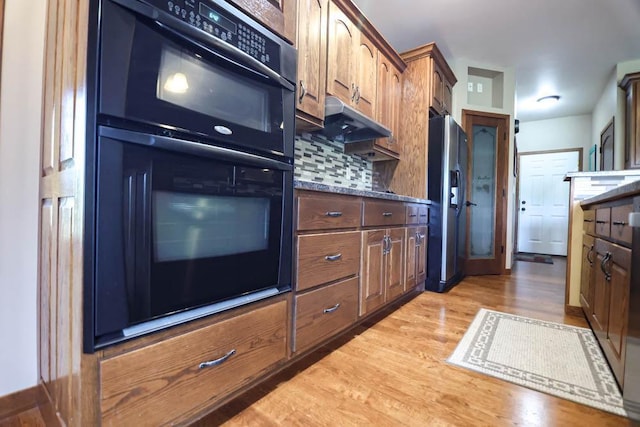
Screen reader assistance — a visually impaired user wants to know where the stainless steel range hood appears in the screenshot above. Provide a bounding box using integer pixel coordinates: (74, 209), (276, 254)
(313, 96), (392, 143)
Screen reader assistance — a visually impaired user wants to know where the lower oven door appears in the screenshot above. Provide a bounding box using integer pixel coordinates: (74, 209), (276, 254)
(93, 126), (293, 346)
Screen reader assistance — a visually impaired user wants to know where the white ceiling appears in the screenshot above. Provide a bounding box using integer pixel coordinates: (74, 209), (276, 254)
(351, 0), (640, 122)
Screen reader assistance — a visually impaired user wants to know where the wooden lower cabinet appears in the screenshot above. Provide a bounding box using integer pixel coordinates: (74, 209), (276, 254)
(294, 277), (359, 353)
(582, 199), (633, 390)
(360, 227), (406, 316)
(99, 299), (288, 426)
(406, 225), (427, 289)
(592, 238), (631, 387)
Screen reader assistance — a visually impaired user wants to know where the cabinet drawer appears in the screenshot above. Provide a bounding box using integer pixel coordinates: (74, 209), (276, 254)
(363, 200), (405, 226)
(595, 208), (611, 237)
(297, 195), (362, 230)
(611, 203), (633, 245)
(100, 300), (287, 426)
(583, 209), (595, 235)
(406, 204), (419, 224)
(297, 231), (361, 291)
(418, 205), (429, 224)
(295, 277), (359, 353)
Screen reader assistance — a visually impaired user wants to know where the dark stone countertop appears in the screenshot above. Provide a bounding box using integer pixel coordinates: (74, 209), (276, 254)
(294, 180), (430, 204)
(581, 179), (640, 206)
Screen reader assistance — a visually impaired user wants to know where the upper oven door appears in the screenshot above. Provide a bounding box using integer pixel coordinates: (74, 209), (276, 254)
(98, 0), (296, 158)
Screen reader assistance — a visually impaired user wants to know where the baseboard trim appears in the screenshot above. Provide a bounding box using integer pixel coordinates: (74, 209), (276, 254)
(564, 305), (584, 317)
(0, 384), (46, 420)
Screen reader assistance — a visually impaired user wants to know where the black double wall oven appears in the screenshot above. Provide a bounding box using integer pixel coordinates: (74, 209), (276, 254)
(85, 0), (296, 350)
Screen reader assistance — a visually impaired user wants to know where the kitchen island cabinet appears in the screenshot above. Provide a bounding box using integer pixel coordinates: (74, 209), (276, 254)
(579, 179), (640, 420)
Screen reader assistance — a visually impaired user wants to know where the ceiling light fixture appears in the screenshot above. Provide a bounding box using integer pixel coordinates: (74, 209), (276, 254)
(536, 95), (560, 105)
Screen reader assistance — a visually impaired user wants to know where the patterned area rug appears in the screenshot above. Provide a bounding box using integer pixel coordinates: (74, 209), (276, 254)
(515, 252), (553, 264)
(448, 308), (626, 417)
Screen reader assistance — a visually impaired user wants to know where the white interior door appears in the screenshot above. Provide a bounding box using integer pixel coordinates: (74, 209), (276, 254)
(517, 151), (579, 256)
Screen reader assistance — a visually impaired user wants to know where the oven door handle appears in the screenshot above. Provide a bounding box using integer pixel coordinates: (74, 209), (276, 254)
(110, 0), (295, 93)
(99, 126), (294, 171)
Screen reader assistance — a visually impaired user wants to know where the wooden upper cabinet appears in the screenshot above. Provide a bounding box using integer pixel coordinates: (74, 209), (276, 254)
(327, 2), (355, 103)
(227, 0), (297, 44)
(443, 79), (453, 115)
(431, 62), (445, 114)
(620, 73), (640, 169)
(327, 1), (377, 116)
(355, 31), (377, 118)
(376, 55), (402, 155)
(295, 0), (328, 128)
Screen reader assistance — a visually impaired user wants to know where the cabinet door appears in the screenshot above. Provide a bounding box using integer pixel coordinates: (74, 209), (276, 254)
(580, 234), (595, 317)
(603, 242), (631, 386)
(416, 225), (427, 284)
(228, 0), (297, 44)
(405, 227), (417, 290)
(326, 2), (355, 104)
(354, 31), (377, 118)
(295, 0), (328, 124)
(360, 229), (386, 316)
(375, 56), (402, 155)
(431, 61), (444, 114)
(443, 79), (453, 115)
(386, 228), (405, 301)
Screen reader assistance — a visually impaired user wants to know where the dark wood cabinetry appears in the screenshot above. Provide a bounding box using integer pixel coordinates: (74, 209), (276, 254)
(581, 199), (635, 389)
(621, 73), (640, 170)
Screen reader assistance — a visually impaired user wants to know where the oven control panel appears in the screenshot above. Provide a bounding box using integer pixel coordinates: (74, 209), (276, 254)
(146, 0), (281, 71)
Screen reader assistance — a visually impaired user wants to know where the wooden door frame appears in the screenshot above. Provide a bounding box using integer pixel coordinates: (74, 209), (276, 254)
(461, 109), (510, 275)
(514, 148), (583, 253)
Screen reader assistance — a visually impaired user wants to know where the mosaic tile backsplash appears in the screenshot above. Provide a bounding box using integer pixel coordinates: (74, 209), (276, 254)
(294, 134), (373, 190)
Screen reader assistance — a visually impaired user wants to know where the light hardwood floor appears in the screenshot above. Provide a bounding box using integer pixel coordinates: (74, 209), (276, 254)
(196, 258), (633, 426)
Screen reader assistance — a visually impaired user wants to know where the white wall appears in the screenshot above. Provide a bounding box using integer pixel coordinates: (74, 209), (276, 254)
(0, 0), (46, 397)
(518, 114), (593, 168)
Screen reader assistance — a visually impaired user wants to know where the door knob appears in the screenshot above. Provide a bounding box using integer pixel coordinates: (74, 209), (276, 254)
(521, 207), (526, 211)
(465, 201), (477, 207)
(521, 200), (526, 205)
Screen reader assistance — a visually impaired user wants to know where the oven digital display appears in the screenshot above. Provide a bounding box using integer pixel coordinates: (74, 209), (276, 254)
(199, 3), (237, 34)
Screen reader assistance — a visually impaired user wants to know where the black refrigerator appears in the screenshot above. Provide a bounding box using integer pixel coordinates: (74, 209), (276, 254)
(426, 115), (468, 292)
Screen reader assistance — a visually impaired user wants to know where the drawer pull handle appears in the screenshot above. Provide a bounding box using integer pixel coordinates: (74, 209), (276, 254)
(596, 220), (607, 224)
(409, 214), (417, 217)
(326, 211), (343, 217)
(382, 212), (393, 217)
(323, 303), (341, 314)
(584, 219), (594, 223)
(199, 349), (236, 369)
(325, 253), (342, 261)
(612, 221), (627, 226)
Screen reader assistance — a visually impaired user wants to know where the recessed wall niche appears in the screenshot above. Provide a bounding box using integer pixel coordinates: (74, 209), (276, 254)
(467, 67), (504, 109)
